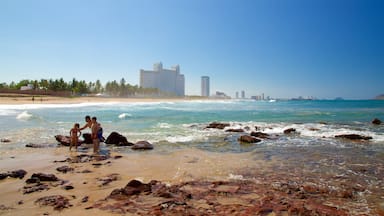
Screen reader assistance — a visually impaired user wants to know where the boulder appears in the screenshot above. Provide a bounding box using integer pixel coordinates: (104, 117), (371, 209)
(105, 132), (133, 146)
(206, 122), (230, 130)
(55, 135), (84, 146)
(284, 128), (297, 134)
(335, 134), (372, 140)
(0, 138), (11, 143)
(250, 131), (270, 139)
(132, 141), (154, 150)
(372, 118), (382, 125)
(0, 169), (27, 180)
(82, 133), (93, 144)
(238, 135), (261, 143)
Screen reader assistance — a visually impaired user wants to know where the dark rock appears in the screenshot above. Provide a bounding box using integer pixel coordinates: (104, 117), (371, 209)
(56, 166), (74, 173)
(63, 185), (74, 190)
(206, 122), (230, 130)
(98, 173), (120, 186)
(132, 141), (154, 150)
(0, 138), (11, 142)
(55, 135), (83, 146)
(250, 131), (270, 139)
(9, 169), (27, 179)
(109, 179), (151, 199)
(0, 173), (8, 180)
(81, 196), (89, 203)
(225, 128), (245, 132)
(23, 183), (49, 194)
(25, 143), (47, 148)
(35, 195), (71, 210)
(335, 134), (372, 140)
(82, 133), (93, 144)
(238, 135), (261, 143)
(284, 128), (297, 134)
(27, 173), (59, 183)
(105, 132), (133, 146)
(372, 118), (382, 125)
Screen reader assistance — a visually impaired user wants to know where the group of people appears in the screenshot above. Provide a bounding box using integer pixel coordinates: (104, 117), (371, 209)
(69, 115), (102, 154)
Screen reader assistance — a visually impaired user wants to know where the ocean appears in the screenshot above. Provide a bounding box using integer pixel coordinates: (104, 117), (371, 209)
(0, 99), (383, 153)
(1, 99), (384, 214)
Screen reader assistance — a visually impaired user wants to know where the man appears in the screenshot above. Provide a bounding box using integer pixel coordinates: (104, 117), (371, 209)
(80, 115), (92, 131)
(91, 116), (100, 154)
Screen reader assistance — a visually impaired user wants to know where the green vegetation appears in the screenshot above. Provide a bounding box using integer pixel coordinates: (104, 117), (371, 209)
(0, 78), (161, 97)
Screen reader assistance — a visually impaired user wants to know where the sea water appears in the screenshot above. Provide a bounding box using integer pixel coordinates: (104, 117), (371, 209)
(0, 99), (383, 153)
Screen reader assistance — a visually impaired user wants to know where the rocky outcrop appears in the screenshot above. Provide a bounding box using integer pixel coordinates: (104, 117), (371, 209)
(225, 128), (245, 132)
(335, 134), (372, 140)
(25, 173), (59, 184)
(238, 135), (261, 143)
(105, 132), (133, 146)
(372, 118), (382, 125)
(132, 141), (154, 150)
(206, 122), (230, 130)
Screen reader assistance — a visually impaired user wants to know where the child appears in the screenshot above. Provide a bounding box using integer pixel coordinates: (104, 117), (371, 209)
(70, 123), (82, 151)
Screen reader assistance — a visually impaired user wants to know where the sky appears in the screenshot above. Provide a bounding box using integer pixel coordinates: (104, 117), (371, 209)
(0, 0), (383, 99)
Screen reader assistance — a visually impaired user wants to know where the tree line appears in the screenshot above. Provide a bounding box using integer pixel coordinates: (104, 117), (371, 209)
(0, 78), (162, 97)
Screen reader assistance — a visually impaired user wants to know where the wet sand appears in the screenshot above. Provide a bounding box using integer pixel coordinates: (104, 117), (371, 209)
(0, 146), (264, 215)
(1, 143), (383, 215)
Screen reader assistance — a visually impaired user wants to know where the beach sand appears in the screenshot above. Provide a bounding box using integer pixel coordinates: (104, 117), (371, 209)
(0, 145), (266, 216)
(0, 94), (208, 105)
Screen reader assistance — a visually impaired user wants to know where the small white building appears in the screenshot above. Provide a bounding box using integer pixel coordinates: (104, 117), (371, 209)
(20, 84), (34, 91)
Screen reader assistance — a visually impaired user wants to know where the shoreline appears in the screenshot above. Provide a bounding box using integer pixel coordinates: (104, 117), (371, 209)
(0, 94), (222, 105)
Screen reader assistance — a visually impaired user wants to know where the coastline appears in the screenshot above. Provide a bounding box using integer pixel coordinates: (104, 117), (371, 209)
(0, 94), (217, 105)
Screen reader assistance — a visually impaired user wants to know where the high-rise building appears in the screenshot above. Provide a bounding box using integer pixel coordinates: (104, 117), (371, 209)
(241, 90), (245, 99)
(140, 62), (185, 96)
(201, 76), (210, 97)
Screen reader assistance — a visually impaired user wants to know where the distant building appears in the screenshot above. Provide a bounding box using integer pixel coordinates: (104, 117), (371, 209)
(235, 91), (239, 99)
(201, 76), (210, 97)
(140, 62), (185, 96)
(20, 84), (34, 91)
(241, 90), (245, 99)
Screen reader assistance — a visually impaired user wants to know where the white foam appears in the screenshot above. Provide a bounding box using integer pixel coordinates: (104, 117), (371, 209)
(228, 173), (245, 180)
(16, 111), (33, 120)
(118, 113), (131, 119)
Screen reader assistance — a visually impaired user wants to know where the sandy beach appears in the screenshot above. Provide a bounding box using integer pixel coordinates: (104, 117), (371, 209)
(0, 94), (206, 105)
(0, 145), (267, 216)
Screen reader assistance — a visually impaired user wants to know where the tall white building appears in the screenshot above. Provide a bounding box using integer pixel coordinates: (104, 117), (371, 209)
(201, 76), (210, 97)
(140, 62), (185, 96)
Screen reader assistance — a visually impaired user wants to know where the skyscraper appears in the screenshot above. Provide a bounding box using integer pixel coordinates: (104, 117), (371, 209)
(201, 76), (210, 97)
(140, 62), (185, 96)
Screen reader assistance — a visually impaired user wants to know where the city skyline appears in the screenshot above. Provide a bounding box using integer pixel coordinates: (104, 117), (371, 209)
(0, 0), (383, 99)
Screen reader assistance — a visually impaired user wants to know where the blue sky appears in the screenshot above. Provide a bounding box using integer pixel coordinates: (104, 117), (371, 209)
(0, 0), (383, 99)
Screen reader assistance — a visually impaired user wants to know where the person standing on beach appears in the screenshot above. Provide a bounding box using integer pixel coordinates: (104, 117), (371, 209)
(80, 115), (92, 131)
(91, 116), (100, 154)
(69, 123), (81, 151)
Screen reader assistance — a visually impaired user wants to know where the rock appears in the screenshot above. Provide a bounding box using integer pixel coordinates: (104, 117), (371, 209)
(238, 135), (261, 143)
(250, 131), (270, 139)
(26, 173), (59, 183)
(82, 133), (93, 144)
(35, 195), (71, 210)
(225, 128), (245, 132)
(55, 135), (84, 146)
(0, 138), (11, 143)
(372, 118), (382, 125)
(206, 122), (230, 130)
(105, 132), (133, 146)
(56, 166), (74, 173)
(0, 169), (27, 180)
(284, 128), (297, 134)
(109, 180), (152, 199)
(26, 143), (47, 148)
(62, 185), (74, 190)
(335, 134), (372, 140)
(9, 169), (27, 179)
(132, 141), (154, 150)
(23, 183), (49, 194)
